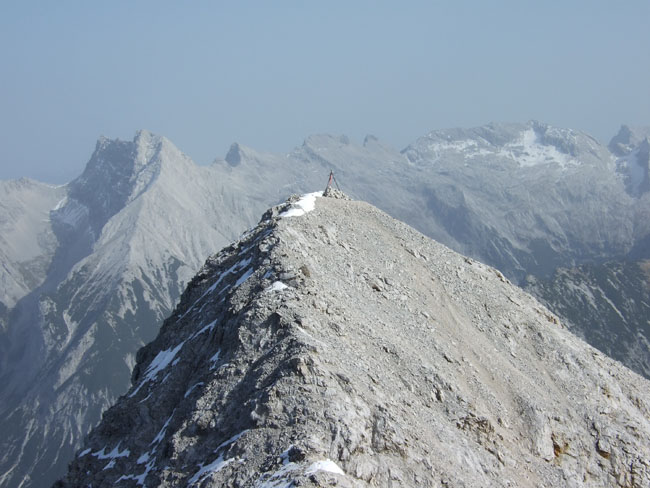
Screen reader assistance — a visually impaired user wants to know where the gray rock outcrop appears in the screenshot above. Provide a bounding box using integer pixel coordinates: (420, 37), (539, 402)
(56, 193), (650, 487)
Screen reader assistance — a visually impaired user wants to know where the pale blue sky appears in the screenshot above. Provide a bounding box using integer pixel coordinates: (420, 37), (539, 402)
(1, 1), (649, 183)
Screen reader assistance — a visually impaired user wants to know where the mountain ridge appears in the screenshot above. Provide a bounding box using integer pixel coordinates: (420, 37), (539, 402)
(56, 192), (650, 487)
(1, 120), (650, 487)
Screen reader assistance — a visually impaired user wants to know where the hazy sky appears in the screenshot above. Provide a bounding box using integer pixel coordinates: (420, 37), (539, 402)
(1, 1), (649, 183)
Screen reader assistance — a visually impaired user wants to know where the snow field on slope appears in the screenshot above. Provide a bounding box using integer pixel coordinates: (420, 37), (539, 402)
(279, 191), (323, 218)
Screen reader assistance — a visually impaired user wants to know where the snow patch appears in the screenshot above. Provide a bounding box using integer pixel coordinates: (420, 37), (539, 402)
(137, 452), (151, 464)
(151, 412), (175, 446)
(427, 139), (482, 154)
(130, 341), (185, 397)
(305, 459), (345, 476)
(92, 443), (130, 460)
(256, 461), (299, 488)
(189, 319), (218, 340)
(186, 431), (249, 486)
(266, 281), (288, 292)
(116, 460), (154, 486)
(144, 341), (185, 381)
(210, 349), (221, 369)
(215, 430), (250, 453)
(187, 454), (234, 486)
(279, 192), (323, 218)
(184, 382), (205, 398)
(499, 129), (578, 169)
(182, 256), (253, 318)
(53, 196), (68, 211)
(234, 267), (254, 288)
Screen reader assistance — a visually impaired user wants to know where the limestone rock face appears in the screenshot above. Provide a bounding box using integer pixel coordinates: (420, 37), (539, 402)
(57, 194), (650, 487)
(0, 132), (260, 488)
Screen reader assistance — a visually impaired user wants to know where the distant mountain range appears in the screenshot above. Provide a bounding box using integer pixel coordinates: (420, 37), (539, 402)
(1, 121), (649, 487)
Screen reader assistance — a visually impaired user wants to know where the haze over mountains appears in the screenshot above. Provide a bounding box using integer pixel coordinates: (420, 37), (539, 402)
(0, 121), (649, 487)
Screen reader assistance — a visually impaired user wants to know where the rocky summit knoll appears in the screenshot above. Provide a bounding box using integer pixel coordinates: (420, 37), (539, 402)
(57, 191), (650, 487)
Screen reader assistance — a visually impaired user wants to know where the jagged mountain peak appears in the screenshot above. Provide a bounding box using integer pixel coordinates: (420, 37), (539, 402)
(609, 124), (650, 157)
(0, 178), (65, 310)
(77, 130), (187, 189)
(224, 142), (243, 166)
(57, 193), (650, 487)
(222, 142), (283, 169)
(223, 142), (267, 166)
(65, 130), (194, 236)
(362, 134), (378, 146)
(613, 128), (650, 198)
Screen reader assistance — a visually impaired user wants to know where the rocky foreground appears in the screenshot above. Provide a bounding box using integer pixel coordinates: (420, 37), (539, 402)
(56, 192), (650, 487)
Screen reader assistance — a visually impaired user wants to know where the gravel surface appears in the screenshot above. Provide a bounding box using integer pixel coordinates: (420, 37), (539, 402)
(57, 193), (650, 487)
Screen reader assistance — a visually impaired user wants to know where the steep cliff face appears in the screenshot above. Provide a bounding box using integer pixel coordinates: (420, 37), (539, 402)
(527, 259), (650, 379)
(57, 192), (650, 487)
(0, 132), (259, 488)
(0, 178), (65, 315)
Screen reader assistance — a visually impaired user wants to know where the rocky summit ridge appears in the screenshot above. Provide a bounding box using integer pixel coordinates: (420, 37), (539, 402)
(57, 192), (650, 487)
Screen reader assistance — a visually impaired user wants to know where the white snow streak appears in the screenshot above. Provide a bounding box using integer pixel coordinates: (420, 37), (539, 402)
(144, 342), (185, 382)
(187, 454), (233, 486)
(184, 382), (204, 398)
(137, 452), (151, 464)
(305, 459), (345, 476)
(151, 412), (175, 446)
(92, 443), (130, 460)
(189, 319), (218, 340)
(187, 430), (250, 485)
(116, 460), (153, 486)
(215, 430), (250, 452)
(266, 281), (288, 292)
(279, 191), (322, 218)
(209, 349), (221, 369)
(234, 267), (254, 287)
(181, 256), (253, 318)
(129, 341), (185, 397)
(255, 447), (298, 487)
